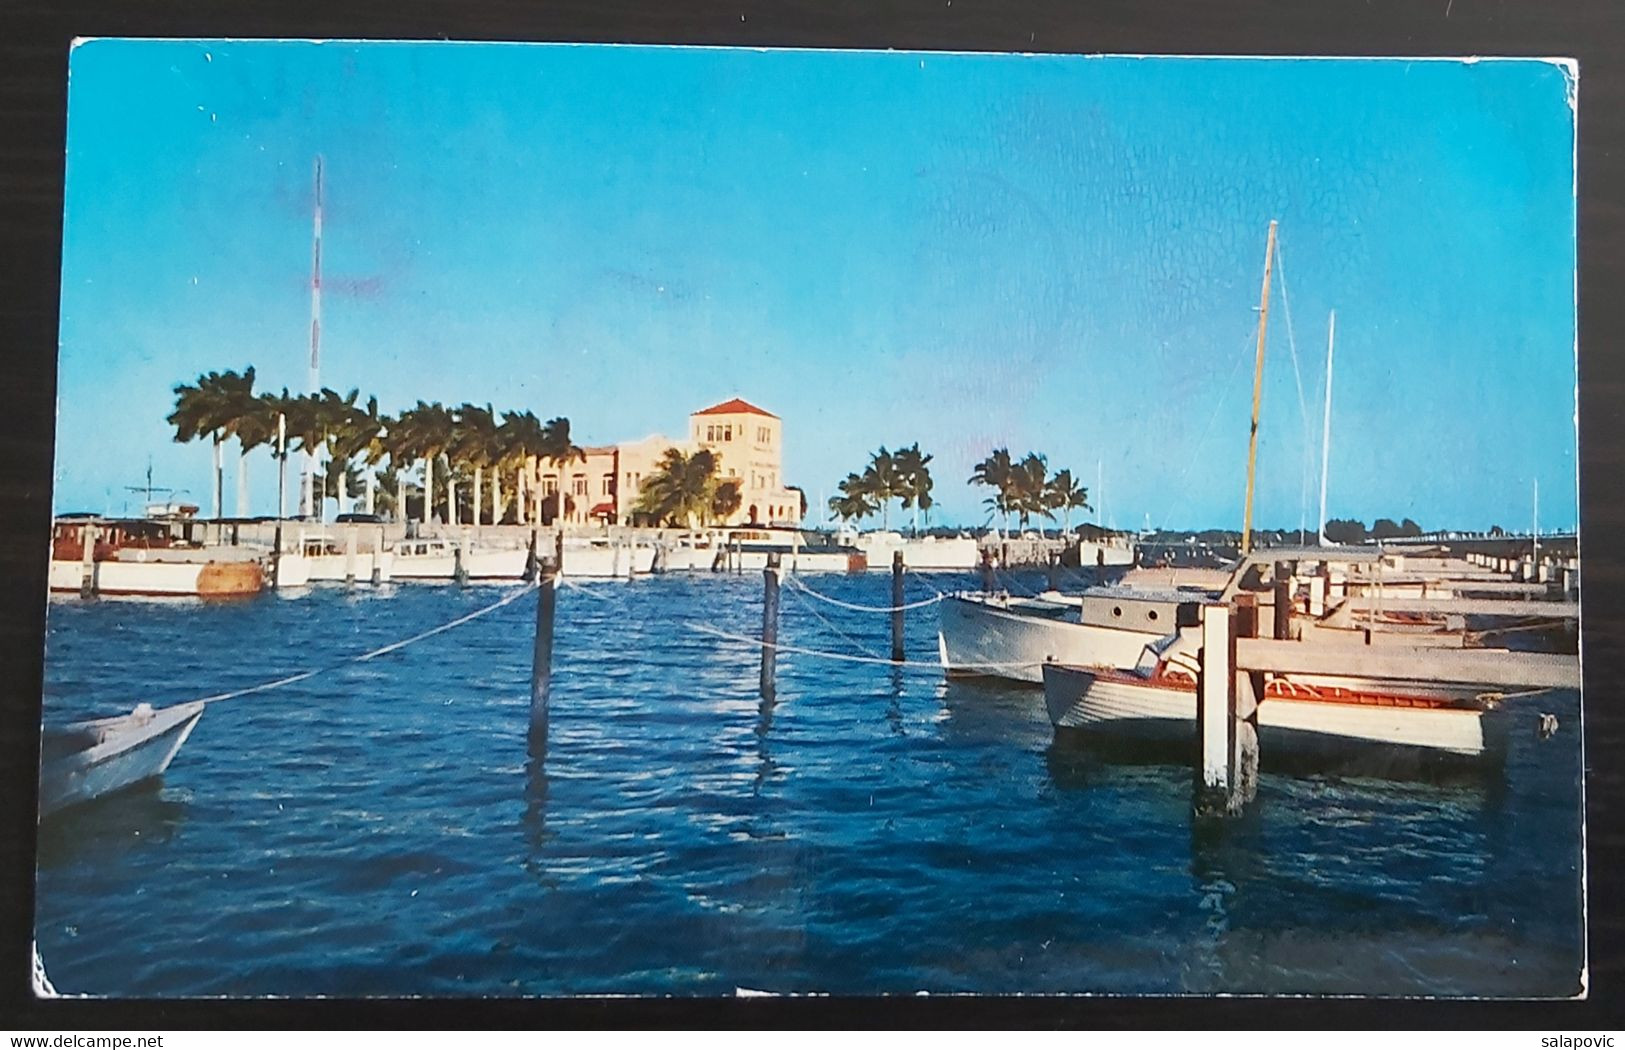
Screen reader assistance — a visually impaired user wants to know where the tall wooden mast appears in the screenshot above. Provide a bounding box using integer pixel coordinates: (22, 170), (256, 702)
(1240, 220), (1278, 555)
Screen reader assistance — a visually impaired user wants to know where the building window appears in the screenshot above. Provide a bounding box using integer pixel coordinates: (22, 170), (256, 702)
(542, 475), (558, 495)
(757, 425), (770, 444)
(722, 425), (733, 441)
(572, 475), (587, 496)
(706, 425), (716, 442)
(601, 474), (614, 496)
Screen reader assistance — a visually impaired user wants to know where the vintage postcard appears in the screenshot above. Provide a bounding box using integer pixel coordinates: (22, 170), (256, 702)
(34, 41), (1581, 998)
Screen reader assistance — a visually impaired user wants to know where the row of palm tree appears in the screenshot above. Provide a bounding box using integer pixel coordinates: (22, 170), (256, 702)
(167, 367), (584, 525)
(826, 444), (935, 532)
(969, 447), (1092, 533)
(630, 448), (743, 528)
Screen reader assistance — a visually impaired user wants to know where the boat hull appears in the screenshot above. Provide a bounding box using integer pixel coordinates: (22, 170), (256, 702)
(48, 558), (264, 598)
(1042, 664), (1494, 759)
(39, 701), (206, 818)
(561, 544), (658, 579)
(390, 546), (529, 581)
(937, 593), (1162, 684)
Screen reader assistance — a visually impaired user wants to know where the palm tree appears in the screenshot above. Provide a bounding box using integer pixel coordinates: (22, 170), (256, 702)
(395, 401), (455, 524)
(634, 447), (719, 528)
(827, 471), (880, 525)
(269, 390), (327, 518)
(232, 392), (280, 518)
(861, 446), (902, 530)
(1010, 452), (1051, 530)
(497, 410), (547, 526)
(1043, 468), (1091, 535)
(453, 403), (499, 529)
(540, 416), (584, 528)
(710, 478), (743, 524)
(168, 367), (255, 520)
(384, 404), (426, 524)
(337, 396), (390, 516)
(318, 388), (368, 517)
(969, 447), (1015, 533)
(892, 443), (934, 535)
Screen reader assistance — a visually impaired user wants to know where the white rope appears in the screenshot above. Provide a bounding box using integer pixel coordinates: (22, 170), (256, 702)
(783, 574), (946, 613)
(685, 621), (1045, 672)
(191, 581), (540, 705)
(781, 582), (888, 660)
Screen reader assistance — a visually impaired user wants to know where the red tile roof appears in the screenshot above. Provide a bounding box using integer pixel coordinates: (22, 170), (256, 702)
(693, 397), (778, 419)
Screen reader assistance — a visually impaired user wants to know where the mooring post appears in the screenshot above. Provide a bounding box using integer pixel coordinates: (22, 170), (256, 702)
(1308, 572), (1326, 618)
(555, 528), (566, 576)
(523, 527), (538, 583)
(1273, 560), (1292, 640)
(453, 542), (469, 587)
(344, 525), (358, 588)
(1047, 550), (1061, 593)
(271, 517), (284, 589)
(980, 548), (995, 594)
(891, 550), (906, 663)
(760, 552), (781, 702)
(1194, 602), (1258, 818)
(79, 521), (97, 599)
(530, 556), (557, 748)
(371, 526), (385, 584)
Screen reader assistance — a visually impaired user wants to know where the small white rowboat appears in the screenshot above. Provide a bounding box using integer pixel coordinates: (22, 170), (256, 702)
(39, 701), (206, 818)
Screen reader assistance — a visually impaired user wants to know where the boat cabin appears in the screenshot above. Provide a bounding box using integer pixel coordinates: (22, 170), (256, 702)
(51, 518), (187, 562)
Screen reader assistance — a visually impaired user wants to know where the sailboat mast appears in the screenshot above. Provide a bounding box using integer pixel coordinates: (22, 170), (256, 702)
(1533, 477), (1539, 564)
(304, 155), (324, 518)
(1316, 310), (1336, 546)
(1240, 219), (1279, 555)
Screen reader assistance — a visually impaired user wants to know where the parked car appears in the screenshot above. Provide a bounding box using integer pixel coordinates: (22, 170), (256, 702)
(335, 512), (385, 524)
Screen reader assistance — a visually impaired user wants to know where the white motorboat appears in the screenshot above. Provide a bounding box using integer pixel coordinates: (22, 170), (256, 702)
(1042, 661), (1500, 760)
(48, 518), (265, 598)
(840, 529), (981, 571)
(39, 701), (207, 818)
(938, 586), (1207, 684)
(390, 538), (529, 581)
(288, 531), (395, 583)
(560, 538), (658, 579)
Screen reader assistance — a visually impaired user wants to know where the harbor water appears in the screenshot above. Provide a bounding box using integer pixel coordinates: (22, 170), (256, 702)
(34, 571), (1585, 996)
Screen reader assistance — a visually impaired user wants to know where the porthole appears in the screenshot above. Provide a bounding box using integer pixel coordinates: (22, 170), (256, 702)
(1112, 606), (1122, 617)
(1148, 610), (1159, 621)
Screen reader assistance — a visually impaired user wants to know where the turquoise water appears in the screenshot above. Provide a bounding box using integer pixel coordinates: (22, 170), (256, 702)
(33, 572), (1585, 996)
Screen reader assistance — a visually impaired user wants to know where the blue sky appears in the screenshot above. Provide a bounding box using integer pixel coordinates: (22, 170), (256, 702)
(55, 42), (1577, 531)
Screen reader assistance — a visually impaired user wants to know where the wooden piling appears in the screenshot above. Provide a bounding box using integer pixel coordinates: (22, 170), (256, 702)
(344, 525), (358, 587)
(1273, 561), (1292, 640)
(1308, 572), (1326, 618)
(271, 518), (284, 589)
(1047, 551), (1061, 593)
(371, 526), (384, 584)
(980, 549), (995, 593)
(530, 557), (557, 747)
(523, 528), (538, 582)
(1194, 603), (1258, 819)
(453, 542), (469, 587)
(760, 552), (781, 702)
(891, 550), (905, 663)
(79, 522), (97, 599)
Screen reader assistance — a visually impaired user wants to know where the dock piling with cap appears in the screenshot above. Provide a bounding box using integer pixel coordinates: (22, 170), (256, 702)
(891, 550), (905, 663)
(1195, 602), (1259, 819)
(760, 552), (781, 702)
(79, 522), (97, 599)
(529, 556), (557, 749)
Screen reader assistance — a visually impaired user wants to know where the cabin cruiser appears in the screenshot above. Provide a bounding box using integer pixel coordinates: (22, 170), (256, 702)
(48, 516), (265, 598)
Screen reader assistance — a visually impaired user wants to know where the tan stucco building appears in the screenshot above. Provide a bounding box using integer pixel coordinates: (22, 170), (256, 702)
(541, 398), (802, 528)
